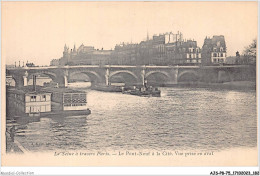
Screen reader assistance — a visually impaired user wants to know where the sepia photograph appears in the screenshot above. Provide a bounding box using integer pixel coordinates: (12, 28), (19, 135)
(1, 0), (258, 171)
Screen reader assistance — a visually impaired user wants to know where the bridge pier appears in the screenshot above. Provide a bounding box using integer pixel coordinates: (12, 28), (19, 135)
(23, 76), (28, 86)
(64, 76), (68, 87)
(14, 76), (24, 88)
(141, 69), (145, 86)
(105, 68), (110, 85)
(170, 68), (178, 84)
(54, 75), (68, 88)
(12, 71), (29, 88)
(23, 71), (28, 86)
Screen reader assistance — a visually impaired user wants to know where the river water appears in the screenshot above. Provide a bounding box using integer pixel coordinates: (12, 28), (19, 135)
(13, 86), (257, 152)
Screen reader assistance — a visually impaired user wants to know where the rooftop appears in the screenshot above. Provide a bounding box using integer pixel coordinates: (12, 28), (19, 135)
(7, 86), (52, 95)
(7, 85), (86, 95)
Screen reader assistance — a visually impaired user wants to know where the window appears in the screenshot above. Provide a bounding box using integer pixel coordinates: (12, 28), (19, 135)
(30, 96), (36, 102)
(213, 53), (217, 57)
(220, 53), (223, 57)
(220, 47), (223, 51)
(42, 95), (46, 101)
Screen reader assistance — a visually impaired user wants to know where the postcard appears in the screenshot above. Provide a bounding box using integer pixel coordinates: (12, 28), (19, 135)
(1, 1), (258, 168)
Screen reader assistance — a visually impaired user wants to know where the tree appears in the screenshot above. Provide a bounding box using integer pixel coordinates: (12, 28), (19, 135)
(243, 39), (257, 64)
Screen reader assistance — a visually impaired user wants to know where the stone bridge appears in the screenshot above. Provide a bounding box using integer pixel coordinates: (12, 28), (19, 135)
(6, 65), (255, 88)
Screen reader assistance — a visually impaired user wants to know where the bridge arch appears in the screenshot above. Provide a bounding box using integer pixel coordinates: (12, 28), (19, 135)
(145, 70), (171, 85)
(110, 70), (138, 80)
(145, 70), (171, 79)
(178, 70), (199, 82)
(109, 70), (139, 85)
(28, 71), (57, 81)
(26, 71), (57, 86)
(69, 70), (102, 83)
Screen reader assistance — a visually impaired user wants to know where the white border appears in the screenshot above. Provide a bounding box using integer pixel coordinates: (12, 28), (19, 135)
(0, 0), (259, 175)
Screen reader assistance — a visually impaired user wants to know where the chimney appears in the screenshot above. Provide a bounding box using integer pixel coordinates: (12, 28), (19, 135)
(33, 75), (37, 92)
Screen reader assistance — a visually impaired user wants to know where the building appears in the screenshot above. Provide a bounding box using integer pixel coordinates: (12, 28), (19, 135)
(51, 31), (202, 66)
(50, 59), (60, 66)
(7, 87), (52, 116)
(112, 31), (201, 65)
(201, 35), (227, 64)
(57, 44), (112, 66)
(112, 43), (139, 65)
(164, 39), (201, 65)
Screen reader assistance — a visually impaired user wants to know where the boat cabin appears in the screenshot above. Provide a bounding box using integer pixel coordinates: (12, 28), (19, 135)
(7, 88), (52, 116)
(42, 87), (88, 111)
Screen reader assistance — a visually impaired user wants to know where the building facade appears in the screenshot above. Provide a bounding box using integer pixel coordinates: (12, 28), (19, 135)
(54, 44), (112, 66)
(51, 31), (204, 66)
(111, 31), (202, 65)
(201, 35), (227, 64)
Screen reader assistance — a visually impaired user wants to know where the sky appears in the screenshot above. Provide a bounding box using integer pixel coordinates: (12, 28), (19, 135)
(2, 1), (258, 66)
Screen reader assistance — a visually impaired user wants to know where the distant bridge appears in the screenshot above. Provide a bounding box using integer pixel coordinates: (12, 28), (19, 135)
(6, 65), (255, 88)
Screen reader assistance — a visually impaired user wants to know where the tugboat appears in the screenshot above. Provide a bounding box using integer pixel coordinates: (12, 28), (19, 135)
(122, 79), (161, 97)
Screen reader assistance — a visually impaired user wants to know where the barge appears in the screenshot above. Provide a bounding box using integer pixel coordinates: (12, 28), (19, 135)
(10, 108), (91, 123)
(91, 84), (122, 92)
(7, 77), (91, 123)
(122, 86), (161, 97)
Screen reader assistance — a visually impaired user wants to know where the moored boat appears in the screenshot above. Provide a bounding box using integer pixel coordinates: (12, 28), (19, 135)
(122, 86), (161, 97)
(7, 75), (91, 124)
(91, 84), (122, 92)
(8, 108), (91, 123)
(41, 108), (91, 118)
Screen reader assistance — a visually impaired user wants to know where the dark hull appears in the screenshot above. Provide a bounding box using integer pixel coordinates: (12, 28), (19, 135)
(126, 90), (161, 97)
(91, 85), (122, 92)
(9, 109), (91, 123)
(41, 109), (91, 118)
